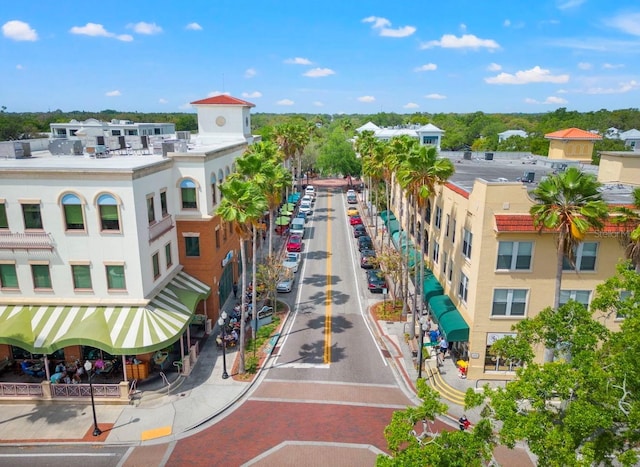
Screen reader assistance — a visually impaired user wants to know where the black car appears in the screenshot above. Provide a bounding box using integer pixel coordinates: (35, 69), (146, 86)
(366, 269), (387, 293)
(358, 235), (373, 251)
(360, 249), (377, 269)
(353, 224), (367, 238)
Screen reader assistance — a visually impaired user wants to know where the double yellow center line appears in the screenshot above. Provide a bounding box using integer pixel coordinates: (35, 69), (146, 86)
(324, 190), (332, 364)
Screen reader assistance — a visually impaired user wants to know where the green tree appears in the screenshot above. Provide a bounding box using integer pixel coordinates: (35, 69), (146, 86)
(530, 168), (609, 362)
(612, 187), (640, 271)
(216, 178), (267, 373)
(316, 127), (360, 176)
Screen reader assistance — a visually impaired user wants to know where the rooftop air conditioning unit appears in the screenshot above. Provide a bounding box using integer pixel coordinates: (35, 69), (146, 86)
(176, 131), (191, 141)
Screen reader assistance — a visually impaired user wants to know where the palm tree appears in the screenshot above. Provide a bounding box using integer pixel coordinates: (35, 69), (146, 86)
(356, 130), (380, 223)
(612, 187), (640, 271)
(275, 122), (310, 192)
(530, 167), (609, 362)
(397, 144), (455, 339)
(216, 178), (268, 374)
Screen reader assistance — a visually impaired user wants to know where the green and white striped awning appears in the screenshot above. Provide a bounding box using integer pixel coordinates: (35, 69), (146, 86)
(0, 271), (211, 355)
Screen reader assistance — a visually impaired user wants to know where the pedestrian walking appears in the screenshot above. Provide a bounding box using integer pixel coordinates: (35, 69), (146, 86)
(232, 282), (238, 298)
(437, 336), (448, 366)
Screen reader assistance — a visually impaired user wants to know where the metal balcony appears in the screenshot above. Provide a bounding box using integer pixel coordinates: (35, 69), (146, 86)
(0, 232), (54, 250)
(149, 215), (174, 242)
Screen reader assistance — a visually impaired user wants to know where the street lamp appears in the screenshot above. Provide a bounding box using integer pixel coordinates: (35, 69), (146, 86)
(217, 311), (229, 379)
(417, 317), (430, 380)
(83, 360), (102, 436)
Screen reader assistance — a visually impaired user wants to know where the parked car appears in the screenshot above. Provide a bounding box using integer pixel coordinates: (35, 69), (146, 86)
(295, 211), (307, 222)
(366, 269), (387, 293)
(299, 202), (312, 215)
(358, 235), (373, 251)
(287, 234), (303, 252)
(282, 252), (301, 273)
(353, 224), (367, 238)
(347, 207), (359, 217)
(347, 194), (357, 204)
(360, 249), (377, 269)
(350, 215), (363, 226)
(301, 194), (314, 205)
(305, 185), (315, 197)
(277, 275), (295, 293)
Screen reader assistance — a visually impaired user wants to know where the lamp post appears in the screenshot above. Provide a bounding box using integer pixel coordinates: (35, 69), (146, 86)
(417, 317), (430, 380)
(83, 360), (102, 436)
(217, 311), (229, 379)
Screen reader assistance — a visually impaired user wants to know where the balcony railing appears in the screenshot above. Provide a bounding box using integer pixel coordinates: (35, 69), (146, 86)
(0, 382), (43, 397)
(149, 215), (174, 242)
(51, 382), (122, 399)
(0, 231), (54, 250)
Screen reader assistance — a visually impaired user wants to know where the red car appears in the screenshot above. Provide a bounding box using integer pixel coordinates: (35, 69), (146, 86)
(287, 234), (303, 252)
(350, 215), (363, 226)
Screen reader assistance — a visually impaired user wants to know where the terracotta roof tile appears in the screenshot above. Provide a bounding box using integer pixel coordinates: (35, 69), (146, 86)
(544, 128), (602, 140)
(445, 182), (470, 199)
(190, 95), (255, 107)
(495, 214), (636, 233)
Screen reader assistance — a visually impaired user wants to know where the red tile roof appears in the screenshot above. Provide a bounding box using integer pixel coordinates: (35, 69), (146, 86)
(544, 128), (602, 140)
(190, 95), (255, 107)
(495, 214), (636, 233)
(445, 182), (470, 199)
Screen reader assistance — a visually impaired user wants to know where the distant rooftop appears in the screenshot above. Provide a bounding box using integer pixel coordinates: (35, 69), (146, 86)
(190, 95), (255, 107)
(545, 128), (602, 141)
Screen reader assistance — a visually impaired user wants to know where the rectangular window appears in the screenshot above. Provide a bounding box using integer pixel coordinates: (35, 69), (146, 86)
(462, 228), (473, 259)
(31, 264), (52, 289)
(106, 265), (126, 290)
(71, 265), (92, 289)
(563, 242), (598, 271)
(445, 215), (450, 237)
(22, 203), (43, 229)
(211, 183), (217, 205)
(0, 203), (8, 229)
(432, 241), (440, 264)
(99, 205), (120, 231)
(147, 196), (156, 224)
(152, 253), (160, 279)
(64, 204), (84, 230)
(425, 203), (431, 225)
(442, 251), (448, 276)
(447, 258), (453, 282)
(491, 289), (527, 316)
(497, 241), (533, 270)
(434, 206), (442, 229)
(0, 263), (18, 288)
(185, 236), (200, 257)
(452, 219), (457, 244)
(160, 191), (168, 217)
(165, 243), (172, 268)
(215, 228), (220, 249)
(458, 273), (469, 302)
(559, 290), (591, 308)
(181, 187), (197, 209)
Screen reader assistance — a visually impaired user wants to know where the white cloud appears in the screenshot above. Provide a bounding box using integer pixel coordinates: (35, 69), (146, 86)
(105, 90), (121, 97)
(2, 20), (38, 41)
(241, 91), (262, 98)
(577, 62), (592, 70)
(362, 16), (416, 38)
(605, 12), (640, 36)
(358, 95), (376, 103)
(16, 64), (23, 70)
(485, 66), (570, 84)
(557, 88), (569, 94)
(303, 68), (335, 78)
(583, 80), (639, 95)
(524, 98), (539, 104)
(244, 68), (256, 78)
(277, 99), (294, 106)
(425, 93), (446, 100)
(557, 0), (585, 10)
(186, 22), (202, 31)
(313, 101), (324, 107)
(207, 91), (230, 97)
(459, 23), (467, 32)
(403, 102), (419, 109)
(69, 23), (133, 41)
(602, 63), (624, 69)
(284, 57), (312, 65)
(414, 63), (437, 72)
(159, 98), (168, 104)
(421, 34), (500, 50)
(129, 22), (162, 35)
(545, 96), (568, 104)
(487, 62), (502, 71)
(503, 19), (511, 27)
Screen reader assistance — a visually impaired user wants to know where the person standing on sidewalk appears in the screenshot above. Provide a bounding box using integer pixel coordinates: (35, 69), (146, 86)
(437, 336), (448, 366)
(232, 282), (238, 298)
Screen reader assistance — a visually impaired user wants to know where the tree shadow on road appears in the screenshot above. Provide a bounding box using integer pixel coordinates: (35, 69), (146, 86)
(305, 288), (350, 306)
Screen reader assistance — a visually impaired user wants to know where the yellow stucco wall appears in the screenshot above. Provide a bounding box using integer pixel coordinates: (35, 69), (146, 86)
(548, 140), (594, 162)
(598, 153), (640, 185)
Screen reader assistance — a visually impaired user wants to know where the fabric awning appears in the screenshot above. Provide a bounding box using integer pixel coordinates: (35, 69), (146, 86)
(379, 210), (396, 222)
(428, 295), (469, 342)
(423, 276), (444, 302)
(387, 219), (401, 235)
(0, 271), (211, 355)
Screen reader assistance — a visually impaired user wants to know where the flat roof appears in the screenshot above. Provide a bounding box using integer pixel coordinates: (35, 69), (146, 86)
(440, 152), (635, 205)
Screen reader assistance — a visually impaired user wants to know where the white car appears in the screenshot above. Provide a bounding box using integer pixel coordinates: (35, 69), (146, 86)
(277, 275), (295, 293)
(299, 202), (312, 215)
(282, 252), (301, 273)
(301, 194), (314, 205)
(305, 185), (315, 197)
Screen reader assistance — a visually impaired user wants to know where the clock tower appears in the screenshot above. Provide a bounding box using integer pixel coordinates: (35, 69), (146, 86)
(190, 95), (255, 144)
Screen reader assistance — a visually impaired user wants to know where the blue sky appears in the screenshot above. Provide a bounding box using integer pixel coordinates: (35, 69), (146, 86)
(1, 0), (639, 115)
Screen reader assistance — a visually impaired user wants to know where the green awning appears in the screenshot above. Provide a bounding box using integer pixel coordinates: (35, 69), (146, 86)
(379, 210), (396, 222)
(0, 271), (211, 355)
(386, 219), (400, 235)
(428, 295), (469, 342)
(423, 276), (444, 302)
(391, 230), (407, 248)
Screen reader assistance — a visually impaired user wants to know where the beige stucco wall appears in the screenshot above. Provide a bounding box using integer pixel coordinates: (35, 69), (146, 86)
(598, 153), (640, 185)
(548, 140), (595, 162)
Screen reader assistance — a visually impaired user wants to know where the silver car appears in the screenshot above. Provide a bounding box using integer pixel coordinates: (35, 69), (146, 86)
(277, 275), (295, 293)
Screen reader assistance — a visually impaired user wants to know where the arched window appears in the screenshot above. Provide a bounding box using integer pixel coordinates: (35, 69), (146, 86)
(425, 201), (432, 225)
(225, 166), (230, 177)
(61, 193), (84, 230)
(180, 179), (197, 209)
(218, 170), (224, 200)
(97, 194), (120, 231)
